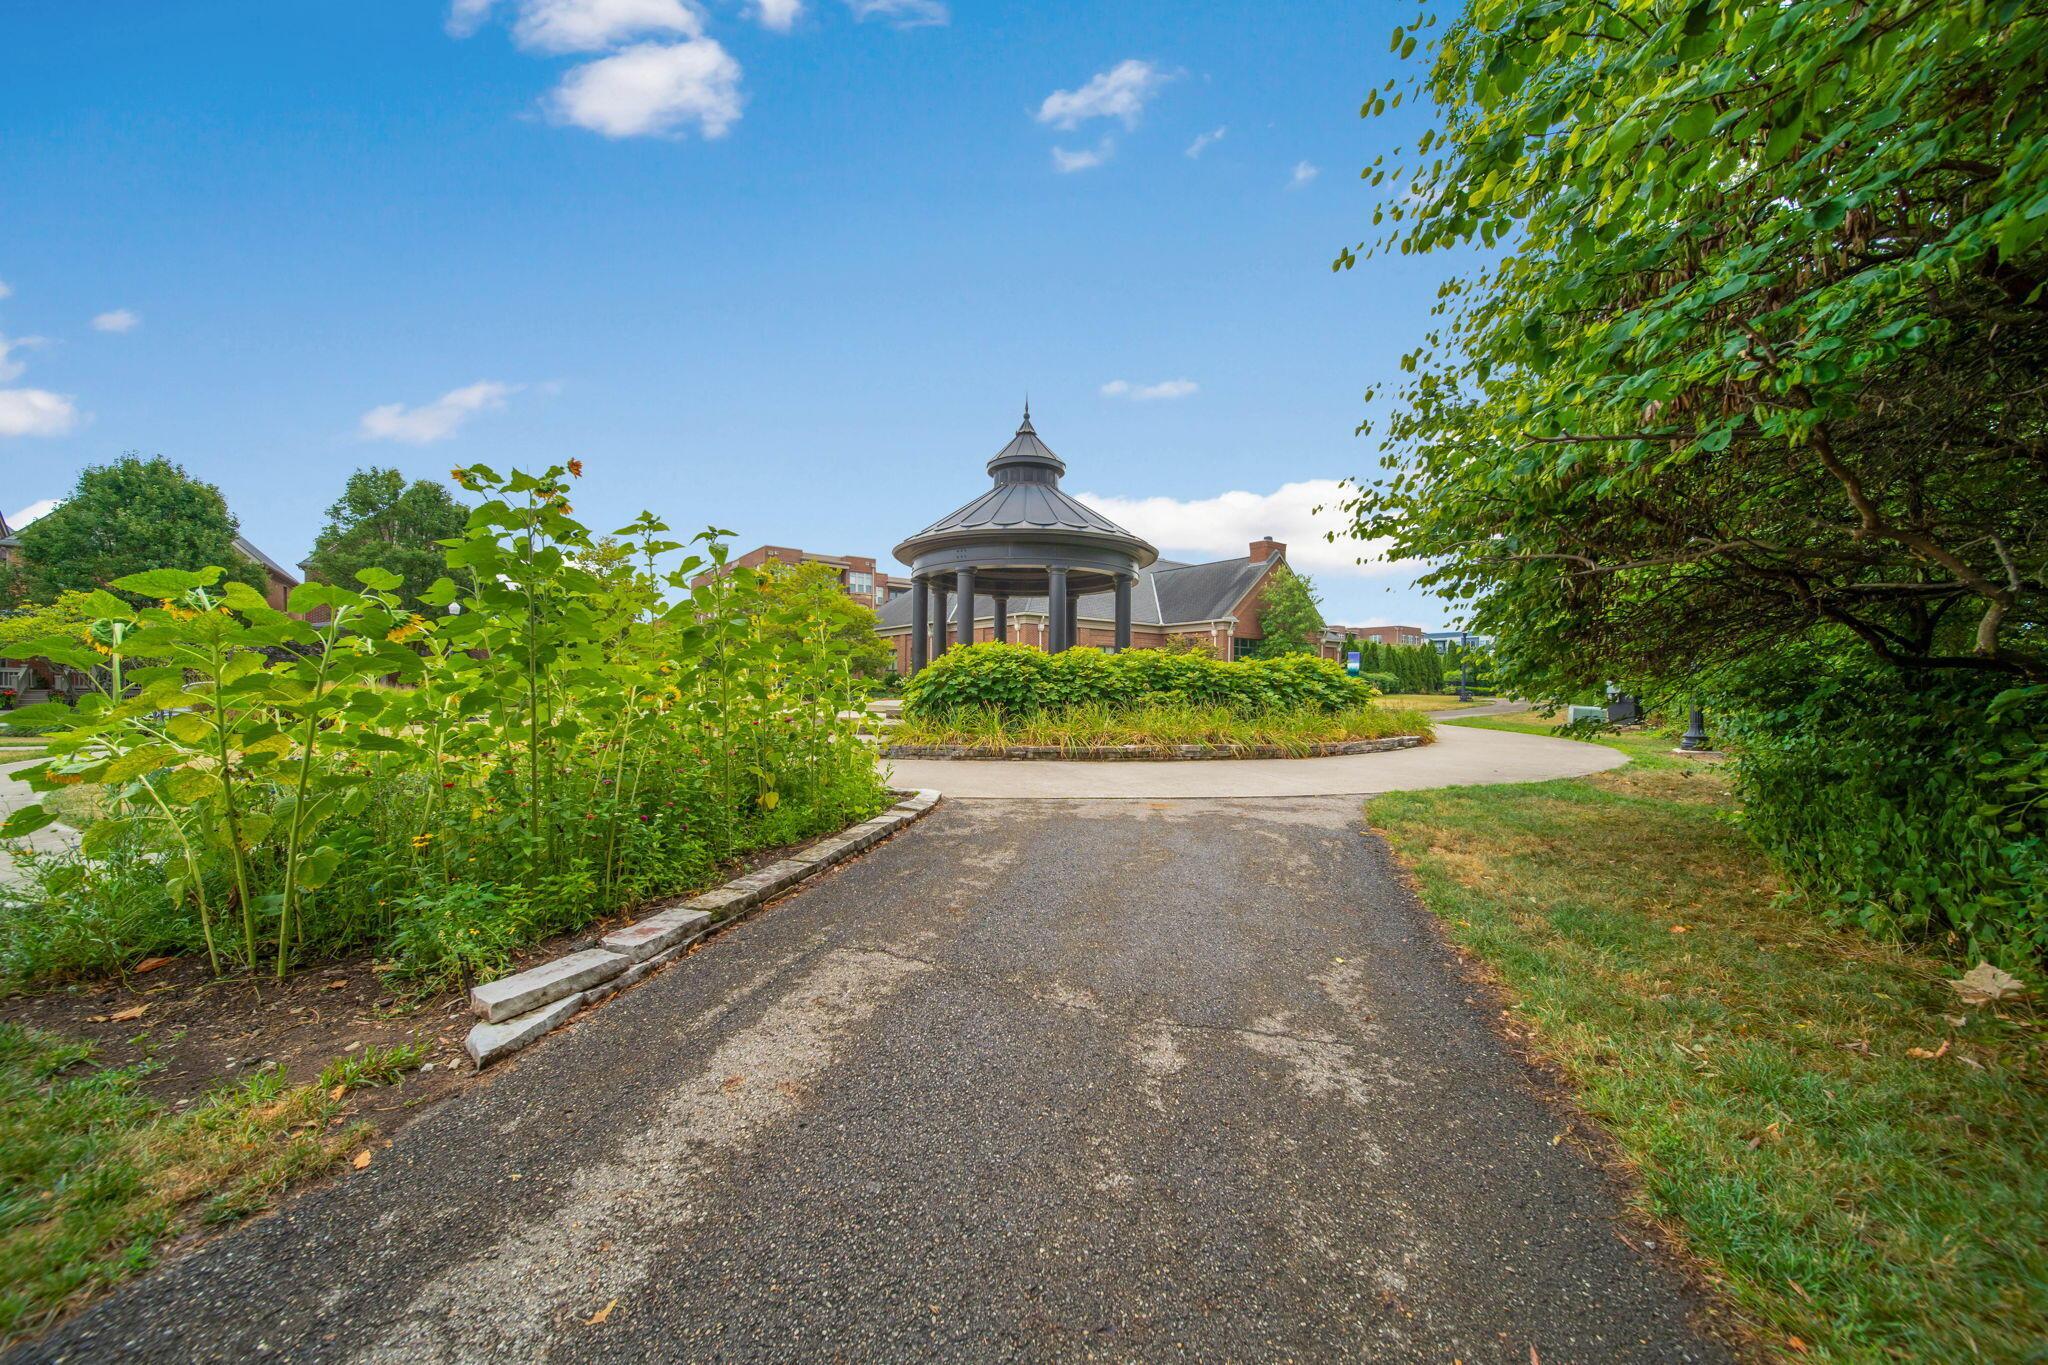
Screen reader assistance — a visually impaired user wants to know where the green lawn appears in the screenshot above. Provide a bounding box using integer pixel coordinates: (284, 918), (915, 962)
(1371, 720), (2046, 1361)
(0, 1027), (426, 1346)
(1374, 692), (1491, 710)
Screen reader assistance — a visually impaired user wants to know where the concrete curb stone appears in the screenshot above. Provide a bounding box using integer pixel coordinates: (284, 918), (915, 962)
(878, 736), (1426, 762)
(462, 788), (940, 1067)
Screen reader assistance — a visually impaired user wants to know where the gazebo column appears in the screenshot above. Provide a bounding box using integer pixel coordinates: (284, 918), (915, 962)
(1113, 574), (1133, 652)
(954, 567), (976, 651)
(1065, 592), (1080, 651)
(927, 579), (949, 661)
(910, 575), (929, 671)
(1047, 566), (1070, 653)
(991, 595), (1008, 643)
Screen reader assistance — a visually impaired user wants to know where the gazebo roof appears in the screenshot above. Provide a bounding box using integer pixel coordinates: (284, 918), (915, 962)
(893, 408), (1157, 569)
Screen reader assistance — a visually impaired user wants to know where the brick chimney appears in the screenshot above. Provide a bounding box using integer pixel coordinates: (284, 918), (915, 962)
(1249, 535), (1285, 563)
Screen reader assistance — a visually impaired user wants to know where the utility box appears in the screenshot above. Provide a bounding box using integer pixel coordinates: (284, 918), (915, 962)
(1567, 704), (1607, 724)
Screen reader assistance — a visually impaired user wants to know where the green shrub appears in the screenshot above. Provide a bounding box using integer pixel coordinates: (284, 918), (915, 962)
(1711, 653), (2047, 965)
(1357, 671), (1401, 693)
(903, 644), (1377, 719)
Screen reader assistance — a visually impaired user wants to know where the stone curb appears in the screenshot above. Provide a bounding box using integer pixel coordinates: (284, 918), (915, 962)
(877, 736), (1427, 762)
(464, 788), (941, 1068)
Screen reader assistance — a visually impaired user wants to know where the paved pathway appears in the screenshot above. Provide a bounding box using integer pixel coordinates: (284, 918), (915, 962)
(22, 764), (1728, 1361)
(883, 713), (1620, 799)
(0, 755), (74, 888)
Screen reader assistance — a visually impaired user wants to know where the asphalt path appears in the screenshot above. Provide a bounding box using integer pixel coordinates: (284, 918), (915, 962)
(21, 784), (1729, 1363)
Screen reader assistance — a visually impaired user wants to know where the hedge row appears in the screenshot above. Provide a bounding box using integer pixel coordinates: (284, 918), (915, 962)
(901, 643), (1379, 718)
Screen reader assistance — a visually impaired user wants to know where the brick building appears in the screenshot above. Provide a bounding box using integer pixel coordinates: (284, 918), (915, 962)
(1316, 623), (1426, 659)
(875, 534), (1298, 674)
(690, 545), (905, 608)
(0, 520), (302, 703)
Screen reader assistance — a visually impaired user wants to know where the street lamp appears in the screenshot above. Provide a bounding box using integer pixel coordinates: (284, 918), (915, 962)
(1679, 702), (1711, 751)
(1457, 659), (1473, 703)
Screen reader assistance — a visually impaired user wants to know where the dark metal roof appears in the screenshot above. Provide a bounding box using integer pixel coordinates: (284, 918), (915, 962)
(892, 410), (1157, 569)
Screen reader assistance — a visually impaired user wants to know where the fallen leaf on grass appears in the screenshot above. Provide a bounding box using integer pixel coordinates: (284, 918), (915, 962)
(351, 1150), (373, 1170)
(329, 1084), (347, 1101)
(326, 979), (348, 991)
(1949, 962), (2026, 1006)
(1905, 1040), (1951, 1060)
(1668, 925), (1690, 934)
(109, 1004), (147, 1023)
(1839, 1039), (1872, 1055)
(134, 956), (175, 973)
(585, 1299), (617, 1326)
(1786, 1335), (1809, 1353)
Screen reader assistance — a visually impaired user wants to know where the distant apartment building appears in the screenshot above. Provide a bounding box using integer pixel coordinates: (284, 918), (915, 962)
(692, 545), (902, 608)
(1320, 623), (1426, 657)
(1425, 629), (1493, 653)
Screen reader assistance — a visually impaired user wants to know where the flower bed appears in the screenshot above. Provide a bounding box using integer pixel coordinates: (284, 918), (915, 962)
(0, 463), (889, 987)
(886, 699), (1432, 758)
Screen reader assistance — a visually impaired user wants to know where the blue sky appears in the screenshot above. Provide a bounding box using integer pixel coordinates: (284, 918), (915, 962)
(0, 1), (1464, 628)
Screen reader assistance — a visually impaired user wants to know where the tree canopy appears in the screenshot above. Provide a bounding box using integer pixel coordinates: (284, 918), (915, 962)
(1252, 563), (1325, 656)
(1341, 0), (2048, 690)
(302, 467), (470, 607)
(756, 560), (894, 679)
(13, 456), (265, 603)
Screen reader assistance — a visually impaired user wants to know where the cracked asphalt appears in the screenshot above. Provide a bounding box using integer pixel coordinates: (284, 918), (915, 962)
(18, 796), (1731, 1364)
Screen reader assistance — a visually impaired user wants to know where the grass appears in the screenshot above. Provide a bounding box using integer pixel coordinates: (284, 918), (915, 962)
(892, 701), (1433, 754)
(1370, 721), (2046, 1360)
(1375, 692), (1491, 710)
(0, 1027), (429, 1345)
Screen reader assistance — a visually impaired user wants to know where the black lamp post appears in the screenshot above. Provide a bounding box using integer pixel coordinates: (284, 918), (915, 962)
(1457, 659), (1473, 703)
(1679, 703), (1711, 751)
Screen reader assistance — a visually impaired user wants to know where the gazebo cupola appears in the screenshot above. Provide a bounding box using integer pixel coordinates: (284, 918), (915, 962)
(894, 407), (1158, 669)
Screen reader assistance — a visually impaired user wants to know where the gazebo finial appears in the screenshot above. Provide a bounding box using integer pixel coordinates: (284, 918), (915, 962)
(1020, 395), (1033, 433)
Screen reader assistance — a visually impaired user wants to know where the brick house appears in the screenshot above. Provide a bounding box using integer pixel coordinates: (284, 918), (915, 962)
(690, 545), (903, 608)
(875, 536), (1297, 674)
(0, 525), (302, 704)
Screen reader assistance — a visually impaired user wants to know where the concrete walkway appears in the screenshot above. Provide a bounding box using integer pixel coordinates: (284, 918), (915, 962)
(0, 755), (74, 889)
(883, 714), (1621, 799)
(22, 772), (1727, 1361)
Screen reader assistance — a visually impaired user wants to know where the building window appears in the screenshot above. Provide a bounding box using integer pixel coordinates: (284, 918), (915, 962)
(848, 571), (873, 595)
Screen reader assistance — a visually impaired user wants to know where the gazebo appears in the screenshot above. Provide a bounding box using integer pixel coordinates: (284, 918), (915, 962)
(894, 408), (1158, 670)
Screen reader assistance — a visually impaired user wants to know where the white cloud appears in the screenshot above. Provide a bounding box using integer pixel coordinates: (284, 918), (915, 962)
(1185, 126), (1225, 158)
(9, 498), (59, 527)
(0, 279), (11, 300)
(1051, 139), (1113, 173)
(753, 0), (801, 29)
(1036, 59), (1171, 131)
(0, 333), (45, 383)
(844, 0), (947, 26)
(1074, 479), (1407, 578)
(359, 380), (520, 444)
(1288, 160), (1319, 189)
(0, 389), (81, 439)
(92, 309), (140, 333)
(448, 0), (705, 50)
(446, 0), (500, 36)
(547, 39), (742, 138)
(1100, 377), (1198, 401)
(513, 0), (702, 52)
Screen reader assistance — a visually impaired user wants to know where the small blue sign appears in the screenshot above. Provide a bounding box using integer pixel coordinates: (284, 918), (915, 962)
(1345, 651), (1361, 675)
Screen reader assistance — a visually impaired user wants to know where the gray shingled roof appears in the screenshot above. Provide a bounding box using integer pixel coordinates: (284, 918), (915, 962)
(876, 554), (1274, 631)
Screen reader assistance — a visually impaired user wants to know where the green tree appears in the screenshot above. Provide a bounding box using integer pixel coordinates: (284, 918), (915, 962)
(756, 560), (894, 679)
(16, 456), (265, 602)
(1251, 563), (1325, 656)
(1340, 0), (2048, 692)
(302, 467), (469, 607)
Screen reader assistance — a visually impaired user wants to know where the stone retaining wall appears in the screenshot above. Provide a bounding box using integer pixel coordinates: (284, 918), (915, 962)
(878, 736), (1427, 762)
